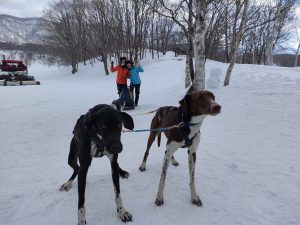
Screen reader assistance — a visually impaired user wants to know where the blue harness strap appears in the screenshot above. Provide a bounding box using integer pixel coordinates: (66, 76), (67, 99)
(122, 122), (199, 133)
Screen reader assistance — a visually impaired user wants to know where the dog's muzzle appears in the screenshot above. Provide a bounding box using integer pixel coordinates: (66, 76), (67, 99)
(211, 102), (221, 114)
(109, 142), (123, 154)
(91, 126), (123, 154)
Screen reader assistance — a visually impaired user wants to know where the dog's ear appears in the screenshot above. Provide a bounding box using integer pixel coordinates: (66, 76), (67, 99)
(186, 85), (195, 95)
(179, 94), (191, 107)
(121, 112), (134, 130)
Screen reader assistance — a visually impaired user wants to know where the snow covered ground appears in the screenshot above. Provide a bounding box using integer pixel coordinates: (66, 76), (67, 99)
(1, 52), (300, 225)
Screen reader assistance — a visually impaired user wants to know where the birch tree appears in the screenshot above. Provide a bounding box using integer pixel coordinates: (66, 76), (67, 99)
(152, 0), (194, 86)
(192, 0), (207, 90)
(294, 17), (300, 66)
(265, 0), (283, 65)
(153, 0), (211, 90)
(224, 0), (249, 86)
(265, 0), (297, 65)
(186, 0), (195, 87)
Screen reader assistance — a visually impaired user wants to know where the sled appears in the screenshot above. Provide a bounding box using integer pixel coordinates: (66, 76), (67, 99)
(120, 87), (135, 110)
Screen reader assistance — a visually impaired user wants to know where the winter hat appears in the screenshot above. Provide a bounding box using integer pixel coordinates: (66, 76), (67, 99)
(125, 60), (133, 65)
(119, 57), (126, 62)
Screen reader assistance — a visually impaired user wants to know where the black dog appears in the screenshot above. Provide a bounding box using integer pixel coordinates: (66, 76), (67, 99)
(60, 104), (134, 224)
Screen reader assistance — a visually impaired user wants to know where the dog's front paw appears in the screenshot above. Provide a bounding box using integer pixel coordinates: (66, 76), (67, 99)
(172, 161), (179, 166)
(139, 166), (146, 172)
(155, 197), (164, 206)
(60, 180), (72, 191)
(117, 208), (132, 222)
(191, 195), (202, 207)
(78, 220), (86, 225)
(78, 207), (87, 225)
(171, 158), (179, 166)
(139, 162), (146, 172)
(119, 170), (129, 179)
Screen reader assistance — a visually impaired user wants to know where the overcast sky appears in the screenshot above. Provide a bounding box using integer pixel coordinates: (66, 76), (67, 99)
(0, 0), (50, 18)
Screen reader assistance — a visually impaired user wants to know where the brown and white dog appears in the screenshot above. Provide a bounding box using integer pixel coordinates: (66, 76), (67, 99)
(139, 90), (221, 206)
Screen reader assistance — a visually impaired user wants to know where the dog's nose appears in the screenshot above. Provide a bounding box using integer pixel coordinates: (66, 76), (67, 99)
(212, 104), (221, 113)
(110, 143), (122, 154)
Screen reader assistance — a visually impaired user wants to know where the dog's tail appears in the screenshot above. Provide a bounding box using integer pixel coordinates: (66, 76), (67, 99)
(157, 132), (161, 147)
(150, 108), (163, 147)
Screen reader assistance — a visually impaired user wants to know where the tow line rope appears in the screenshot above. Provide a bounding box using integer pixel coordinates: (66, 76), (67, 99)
(122, 122), (199, 133)
(130, 109), (158, 116)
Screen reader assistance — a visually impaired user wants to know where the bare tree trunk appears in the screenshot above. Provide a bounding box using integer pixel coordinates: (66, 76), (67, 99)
(185, 0), (194, 86)
(156, 19), (160, 58)
(192, 0), (207, 91)
(185, 56), (192, 88)
(151, 12), (154, 59)
(252, 49), (255, 64)
(102, 54), (109, 75)
(71, 55), (77, 74)
(266, 2), (283, 65)
(224, 1), (231, 63)
(224, 0), (249, 86)
(265, 20), (276, 65)
(294, 43), (300, 67)
(133, 0), (139, 61)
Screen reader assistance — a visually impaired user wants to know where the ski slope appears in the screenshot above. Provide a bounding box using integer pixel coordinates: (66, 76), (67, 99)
(0, 52), (300, 225)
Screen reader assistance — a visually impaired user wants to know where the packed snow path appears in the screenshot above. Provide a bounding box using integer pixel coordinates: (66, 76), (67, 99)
(1, 53), (299, 225)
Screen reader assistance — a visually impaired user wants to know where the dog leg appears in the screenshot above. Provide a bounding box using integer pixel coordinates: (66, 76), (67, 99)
(188, 133), (202, 207)
(155, 143), (178, 206)
(60, 137), (80, 191)
(171, 156), (179, 166)
(78, 207), (86, 225)
(77, 157), (91, 225)
(60, 180), (73, 191)
(119, 166), (129, 179)
(110, 154), (132, 222)
(139, 131), (157, 171)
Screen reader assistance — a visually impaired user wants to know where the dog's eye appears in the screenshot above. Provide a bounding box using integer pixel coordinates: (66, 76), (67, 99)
(102, 125), (107, 130)
(118, 123), (122, 128)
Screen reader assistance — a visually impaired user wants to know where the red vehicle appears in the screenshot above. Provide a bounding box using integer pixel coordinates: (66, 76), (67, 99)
(0, 59), (40, 85)
(0, 60), (28, 72)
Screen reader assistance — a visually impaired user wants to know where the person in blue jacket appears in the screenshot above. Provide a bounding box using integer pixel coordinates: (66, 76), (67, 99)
(126, 60), (144, 106)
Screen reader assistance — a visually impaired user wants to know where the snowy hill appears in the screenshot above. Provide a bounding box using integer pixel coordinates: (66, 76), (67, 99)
(0, 14), (44, 44)
(0, 53), (300, 225)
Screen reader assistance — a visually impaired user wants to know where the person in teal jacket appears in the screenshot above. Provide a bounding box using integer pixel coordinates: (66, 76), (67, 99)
(126, 60), (144, 106)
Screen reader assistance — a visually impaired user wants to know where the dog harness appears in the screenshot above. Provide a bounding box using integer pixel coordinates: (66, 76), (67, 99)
(181, 132), (198, 148)
(90, 126), (107, 157)
(178, 107), (199, 148)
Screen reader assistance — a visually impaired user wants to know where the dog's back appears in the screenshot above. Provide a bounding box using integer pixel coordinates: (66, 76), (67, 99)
(150, 106), (178, 146)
